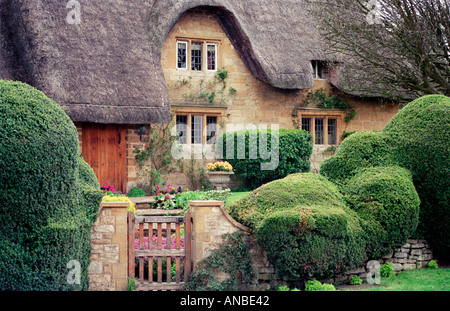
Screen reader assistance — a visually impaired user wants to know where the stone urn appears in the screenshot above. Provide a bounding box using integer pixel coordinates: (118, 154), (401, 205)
(206, 171), (234, 190)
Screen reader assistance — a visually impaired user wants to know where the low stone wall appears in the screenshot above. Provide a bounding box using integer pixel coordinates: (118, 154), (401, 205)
(88, 200), (434, 291)
(327, 239), (434, 284)
(383, 239), (433, 271)
(190, 201), (434, 289)
(89, 202), (129, 291)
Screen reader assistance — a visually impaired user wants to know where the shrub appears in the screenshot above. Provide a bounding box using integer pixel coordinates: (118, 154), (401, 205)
(380, 262), (394, 278)
(305, 280), (336, 291)
(383, 95), (450, 259)
(427, 260), (438, 269)
(350, 275), (362, 285)
(342, 166), (420, 259)
(127, 187), (147, 197)
(219, 129), (312, 189)
(228, 173), (367, 280)
(183, 232), (254, 291)
(320, 131), (396, 187)
(0, 80), (102, 290)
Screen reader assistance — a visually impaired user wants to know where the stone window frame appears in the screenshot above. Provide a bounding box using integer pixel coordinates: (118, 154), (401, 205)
(172, 105), (226, 145)
(175, 37), (221, 72)
(296, 108), (345, 146)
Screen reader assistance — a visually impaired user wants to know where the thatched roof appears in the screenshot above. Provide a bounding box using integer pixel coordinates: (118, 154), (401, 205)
(0, 0), (342, 124)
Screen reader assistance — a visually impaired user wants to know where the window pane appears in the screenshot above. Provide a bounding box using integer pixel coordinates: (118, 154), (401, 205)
(328, 118), (337, 145)
(207, 44), (216, 71)
(315, 118), (324, 144)
(176, 115), (187, 144)
(191, 115), (203, 144)
(191, 42), (202, 71)
(177, 42), (187, 69)
(206, 116), (217, 144)
(301, 118), (311, 132)
(318, 61), (329, 80)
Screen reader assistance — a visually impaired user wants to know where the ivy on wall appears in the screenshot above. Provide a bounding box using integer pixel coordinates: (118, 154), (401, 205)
(183, 231), (255, 291)
(292, 88), (356, 128)
(176, 67), (237, 105)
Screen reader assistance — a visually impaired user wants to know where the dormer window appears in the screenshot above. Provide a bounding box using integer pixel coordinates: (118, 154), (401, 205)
(312, 60), (329, 80)
(176, 39), (219, 72)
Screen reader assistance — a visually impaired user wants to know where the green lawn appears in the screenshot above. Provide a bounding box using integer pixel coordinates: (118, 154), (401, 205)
(226, 191), (251, 205)
(338, 268), (450, 291)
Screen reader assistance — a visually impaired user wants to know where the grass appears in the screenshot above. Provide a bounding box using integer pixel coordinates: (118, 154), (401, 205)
(338, 268), (450, 291)
(226, 191), (251, 205)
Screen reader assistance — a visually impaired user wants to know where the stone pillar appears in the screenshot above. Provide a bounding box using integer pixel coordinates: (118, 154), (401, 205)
(189, 200), (251, 270)
(89, 202), (129, 291)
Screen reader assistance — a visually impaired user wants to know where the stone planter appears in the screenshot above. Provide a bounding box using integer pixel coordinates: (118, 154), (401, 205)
(206, 171), (234, 190)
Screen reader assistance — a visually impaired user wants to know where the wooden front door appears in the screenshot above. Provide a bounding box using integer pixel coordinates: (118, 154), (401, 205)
(82, 124), (127, 193)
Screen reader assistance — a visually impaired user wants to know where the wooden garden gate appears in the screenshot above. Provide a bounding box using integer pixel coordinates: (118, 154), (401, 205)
(128, 212), (192, 291)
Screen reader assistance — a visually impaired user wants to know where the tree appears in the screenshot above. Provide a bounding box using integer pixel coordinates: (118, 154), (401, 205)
(306, 0), (450, 103)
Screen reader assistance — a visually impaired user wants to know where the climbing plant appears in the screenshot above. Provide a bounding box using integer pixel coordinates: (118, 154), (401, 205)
(292, 88), (356, 128)
(177, 67), (237, 105)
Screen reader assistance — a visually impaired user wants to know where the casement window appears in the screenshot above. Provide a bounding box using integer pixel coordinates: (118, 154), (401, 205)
(176, 39), (219, 71)
(177, 41), (188, 70)
(312, 60), (329, 80)
(175, 113), (219, 145)
(191, 42), (203, 71)
(206, 44), (217, 71)
(301, 115), (340, 146)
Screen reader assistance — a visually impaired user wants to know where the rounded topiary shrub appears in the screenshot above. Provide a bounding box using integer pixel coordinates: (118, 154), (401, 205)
(219, 129), (312, 189)
(227, 173), (367, 280)
(383, 95), (450, 259)
(320, 131), (396, 187)
(342, 166), (420, 259)
(0, 80), (102, 290)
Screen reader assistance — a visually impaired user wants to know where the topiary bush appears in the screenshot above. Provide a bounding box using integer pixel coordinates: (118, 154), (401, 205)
(227, 173), (367, 280)
(342, 166), (420, 259)
(219, 129), (312, 189)
(320, 131), (396, 187)
(0, 80), (102, 290)
(321, 94), (450, 260)
(382, 95), (450, 259)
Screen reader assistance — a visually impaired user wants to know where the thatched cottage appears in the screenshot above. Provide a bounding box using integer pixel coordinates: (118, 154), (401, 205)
(0, 0), (399, 192)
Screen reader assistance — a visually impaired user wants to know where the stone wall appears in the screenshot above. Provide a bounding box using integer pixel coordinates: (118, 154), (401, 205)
(189, 201), (434, 289)
(189, 200), (283, 290)
(327, 239), (434, 284)
(89, 202), (129, 291)
(88, 200), (434, 291)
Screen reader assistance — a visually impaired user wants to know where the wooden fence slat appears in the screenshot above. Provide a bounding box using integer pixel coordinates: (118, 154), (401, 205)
(157, 223), (162, 250)
(157, 257), (162, 283)
(136, 216), (185, 224)
(135, 249), (185, 257)
(166, 257), (171, 283)
(139, 223), (144, 250)
(166, 223), (171, 250)
(148, 257), (153, 283)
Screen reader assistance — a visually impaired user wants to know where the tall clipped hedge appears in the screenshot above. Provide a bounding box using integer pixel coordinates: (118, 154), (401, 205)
(321, 94), (450, 259)
(219, 129), (312, 189)
(227, 173), (367, 280)
(320, 131), (396, 187)
(383, 95), (450, 259)
(0, 80), (102, 290)
(342, 166), (420, 260)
